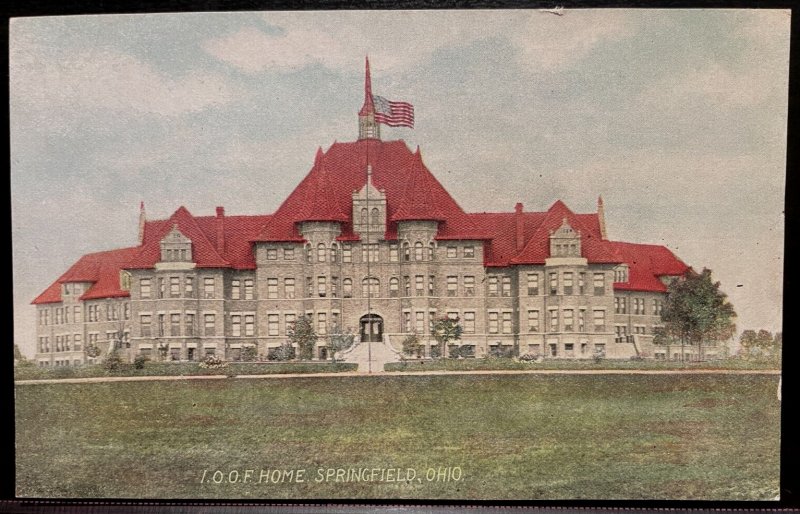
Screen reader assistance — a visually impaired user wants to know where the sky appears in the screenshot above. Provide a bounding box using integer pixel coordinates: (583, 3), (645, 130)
(10, 9), (789, 357)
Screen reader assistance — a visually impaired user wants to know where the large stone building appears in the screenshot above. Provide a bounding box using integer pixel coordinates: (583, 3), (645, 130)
(31, 60), (710, 367)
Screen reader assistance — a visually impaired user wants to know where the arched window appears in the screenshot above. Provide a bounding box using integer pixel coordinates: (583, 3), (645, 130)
(306, 244), (313, 263)
(343, 278), (353, 298)
(403, 242), (411, 262)
(330, 243), (338, 263)
(317, 243), (326, 263)
(414, 241), (424, 261)
(361, 277), (380, 297)
(428, 242), (436, 261)
(360, 208), (369, 226)
(371, 208), (380, 226)
(389, 277), (400, 297)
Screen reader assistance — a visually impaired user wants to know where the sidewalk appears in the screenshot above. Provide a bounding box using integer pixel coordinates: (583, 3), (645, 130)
(14, 367), (781, 385)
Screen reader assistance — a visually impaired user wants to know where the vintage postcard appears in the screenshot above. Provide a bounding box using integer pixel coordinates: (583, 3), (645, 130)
(10, 9), (786, 501)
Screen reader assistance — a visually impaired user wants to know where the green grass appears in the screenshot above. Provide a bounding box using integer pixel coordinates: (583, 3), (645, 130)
(15, 374), (779, 500)
(385, 357), (781, 372)
(14, 361), (357, 381)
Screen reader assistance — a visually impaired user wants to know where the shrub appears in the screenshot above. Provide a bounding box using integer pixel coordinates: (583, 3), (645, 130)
(241, 346), (258, 362)
(429, 345), (441, 359)
(133, 355), (149, 369)
(198, 355), (228, 369)
(489, 345), (515, 358)
(448, 345), (461, 359)
(518, 353), (539, 362)
(402, 333), (422, 357)
(102, 351), (124, 371)
(267, 343), (296, 361)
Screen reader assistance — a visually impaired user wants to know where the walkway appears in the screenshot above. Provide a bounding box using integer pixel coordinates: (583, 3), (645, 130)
(14, 368), (781, 385)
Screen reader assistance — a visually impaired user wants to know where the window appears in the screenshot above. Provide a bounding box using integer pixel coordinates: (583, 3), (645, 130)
(549, 310), (559, 332)
(245, 315), (255, 336)
(428, 275), (435, 296)
(140, 278), (151, 299)
(170, 313), (181, 336)
(267, 278), (278, 299)
(447, 276), (458, 297)
(244, 279), (254, 300)
(185, 313), (195, 336)
(74, 334), (82, 351)
(464, 312), (476, 334)
(331, 312), (340, 331)
(488, 312), (499, 334)
(343, 278), (353, 298)
(415, 312), (425, 334)
(528, 310), (540, 332)
(403, 276), (411, 296)
(203, 278), (215, 298)
(414, 242), (424, 261)
(578, 309), (586, 332)
(447, 246), (457, 258)
(634, 298), (645, 315)
(283, 247), (294, 260)
(169, 277), (180, 298)
(578, 272), (586, 295)
(306, 277), (313, 297)
(564, 309), (574, 332)
(318, 276), (327, 297)
(415, 275), (424, 296)
(317, 313), (327, 335)
(502, 312), (512, 334)
(158, 314), (165, 336)
(565, 343), (574, 357)
(306, 245), (313, 263)
(389, 244), (399, 262)
(185, 277), (194, 298)
(488, 276), (499, 297)
(140, 315), (152, 337)
(284, 278), (295, 299)
(463, 246), (475, 258)
(362, 243), (379, 262)
(563, 272), (573, 295)
(593, 310), (606, 332)
(232, 279), (241, 300)
(331, 276), (339, 298)
(342, 244), (352, 263)
(87, 305), (99, 322)
(527, 273), (539, 296)
(403, 242), (411, 261)
(389, 277), (400, 297)
(330, 245), (338, 263)
(285, 313), (296, 334)
(653, 299), (663, 316)
(371, 208), (380, 226)
(593, 273), (605, 296)
(615, 297), (627, 314)
(362, 277), (379, 297)
(403, 312), (411, 333)
(266, 248), (278, 260)
(634, 325), (646, 335)
(549, 272), (558, 295)
(204, 314), (216, 336)
(317, 243), (326, 263)
(268, 314), (279, 336)
(501, 276), (512, 297)
(231, 315), (242, 337)
(460, 275), (475, 296)
(158, 278), (165, 298)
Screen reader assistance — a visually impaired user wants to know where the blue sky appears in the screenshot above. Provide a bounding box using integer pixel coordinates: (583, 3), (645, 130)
(10, 10), (789, 356)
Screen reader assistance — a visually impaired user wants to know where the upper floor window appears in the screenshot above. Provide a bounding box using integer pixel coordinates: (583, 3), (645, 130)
(501, 276), (512, 297)
(527, 273), (539, 296)
(403, 242), (411, 261)
(185, 277), (194, 298)
(267, 278), (278, 299)
(563, 272), (574, 295)
(389, 277), (400, 297)
(447, 276), (458, 297)
(140, 278), (152, 299)
(360, 208), (369, 226)
(428, 242), (435, 260)
(371, 208), (380, 226)
(362, 277), (380, 297)
(343, 278), (353, 298)
(284, 278), (296, 299)
(169, 277), (180, 298)
(549, 272), (558, 295)
(593, 273), (605, 296)
(389, 244), (399, 262)
(283, 248), (294, 260)
(414, 242), (425, 261)
(342, 244), (352, 263)
(362, 243), (379, 263)
(266, 248), (278, 260)
(203, 277), (215, 298)
(447, 246), (457, 258)
(231, 279), (241, 300)
(463, 246), (475, 258)
(306, 245), (313, 263)
(317, 243), (327, 263)
(330, 244), (338, 263)
(160, 224), (192, 262)
(244, 279), (254, 300)
(488, 276), (499, 297)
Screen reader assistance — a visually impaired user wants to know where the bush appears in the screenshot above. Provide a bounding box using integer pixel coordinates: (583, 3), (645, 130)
(429, 345), (441, 359)
(518, 353), (539, 362)
(241, 346), (258, 362)
(489, 345), (515, 358)
(102, 352), (124, 371)
(401, 333), (422, 357)
(198, 355), (228, 369)
(133, 355), (149, 369)
(267, 343), (296, 361)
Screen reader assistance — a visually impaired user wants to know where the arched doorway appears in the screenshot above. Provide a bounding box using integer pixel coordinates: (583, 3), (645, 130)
(360, 314), (383, 343)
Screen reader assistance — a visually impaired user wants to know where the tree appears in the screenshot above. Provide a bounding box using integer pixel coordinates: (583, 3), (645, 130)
(401, 332), (422, 358)
(288, 315), (317, 361)
(431, 316), (463, 359)
(739, 329), (758, 357)
(328, 327), (355, 362)
(662, 268), (736, 361)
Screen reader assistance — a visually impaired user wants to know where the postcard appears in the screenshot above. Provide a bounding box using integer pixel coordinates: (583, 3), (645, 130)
(10, 9), (786, 501)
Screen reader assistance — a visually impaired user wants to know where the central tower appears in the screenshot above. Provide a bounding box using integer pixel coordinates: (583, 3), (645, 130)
(358, 56), (380, 140)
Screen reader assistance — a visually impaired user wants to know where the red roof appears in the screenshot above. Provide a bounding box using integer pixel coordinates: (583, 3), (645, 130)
(608, 241), (689, 292)
(32, 247), (140, 304)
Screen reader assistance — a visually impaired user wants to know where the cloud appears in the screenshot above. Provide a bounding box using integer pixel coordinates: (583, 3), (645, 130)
(11, 47), (244, 117)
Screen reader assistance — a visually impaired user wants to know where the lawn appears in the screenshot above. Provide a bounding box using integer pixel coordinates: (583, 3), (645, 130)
(15, 374), (780, 500)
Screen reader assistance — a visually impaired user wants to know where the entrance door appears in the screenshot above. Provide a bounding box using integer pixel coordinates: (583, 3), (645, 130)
(360, 314), (383, 342)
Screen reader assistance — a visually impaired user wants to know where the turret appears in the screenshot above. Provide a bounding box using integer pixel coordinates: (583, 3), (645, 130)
(358, 56), (380, 140)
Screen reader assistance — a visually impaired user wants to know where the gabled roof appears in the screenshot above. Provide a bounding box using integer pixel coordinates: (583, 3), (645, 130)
(254, 139), (488, 242)
(608, 241), (689, 292)
(32, 247), (140, 304)
(511, 200), (619, 265)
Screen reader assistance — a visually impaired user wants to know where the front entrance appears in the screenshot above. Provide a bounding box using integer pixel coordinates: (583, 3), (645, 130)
(360, 314), (383, 343)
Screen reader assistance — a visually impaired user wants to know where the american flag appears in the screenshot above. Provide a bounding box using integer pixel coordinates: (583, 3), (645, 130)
(373, 95), (414, 128)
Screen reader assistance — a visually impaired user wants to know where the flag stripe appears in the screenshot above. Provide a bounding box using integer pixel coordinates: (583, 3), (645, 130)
(373, 95), (415, 128)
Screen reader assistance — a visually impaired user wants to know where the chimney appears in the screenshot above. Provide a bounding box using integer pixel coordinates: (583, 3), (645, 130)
(216, 206), (225, 254)
(597, 196), (608, 240)
(137, 201), (146, 245)
(515, 202), (524, 252)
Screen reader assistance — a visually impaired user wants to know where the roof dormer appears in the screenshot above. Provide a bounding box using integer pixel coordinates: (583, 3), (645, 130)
(156, 224), (196, 270)
(549, 218), (582, 258)
(352, 165), (386, 238)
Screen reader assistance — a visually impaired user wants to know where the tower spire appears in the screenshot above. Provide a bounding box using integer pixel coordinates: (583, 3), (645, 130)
(358, 55), (380, 140)
(598, 195), (608, 240)
(138, 201), (146, 244)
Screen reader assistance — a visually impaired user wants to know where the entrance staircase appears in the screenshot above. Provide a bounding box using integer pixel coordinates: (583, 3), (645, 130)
(337, 337), (402, 372)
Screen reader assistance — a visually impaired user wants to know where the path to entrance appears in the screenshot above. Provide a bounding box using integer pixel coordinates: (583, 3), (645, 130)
(340, 341), (401, 372)
(15, 368), (781, 385)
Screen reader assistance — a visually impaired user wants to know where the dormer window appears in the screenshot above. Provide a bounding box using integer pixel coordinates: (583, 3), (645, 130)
(549, 218), (582, 258)
(160, 224), (193, 262)
(614, 265), (630, 283)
